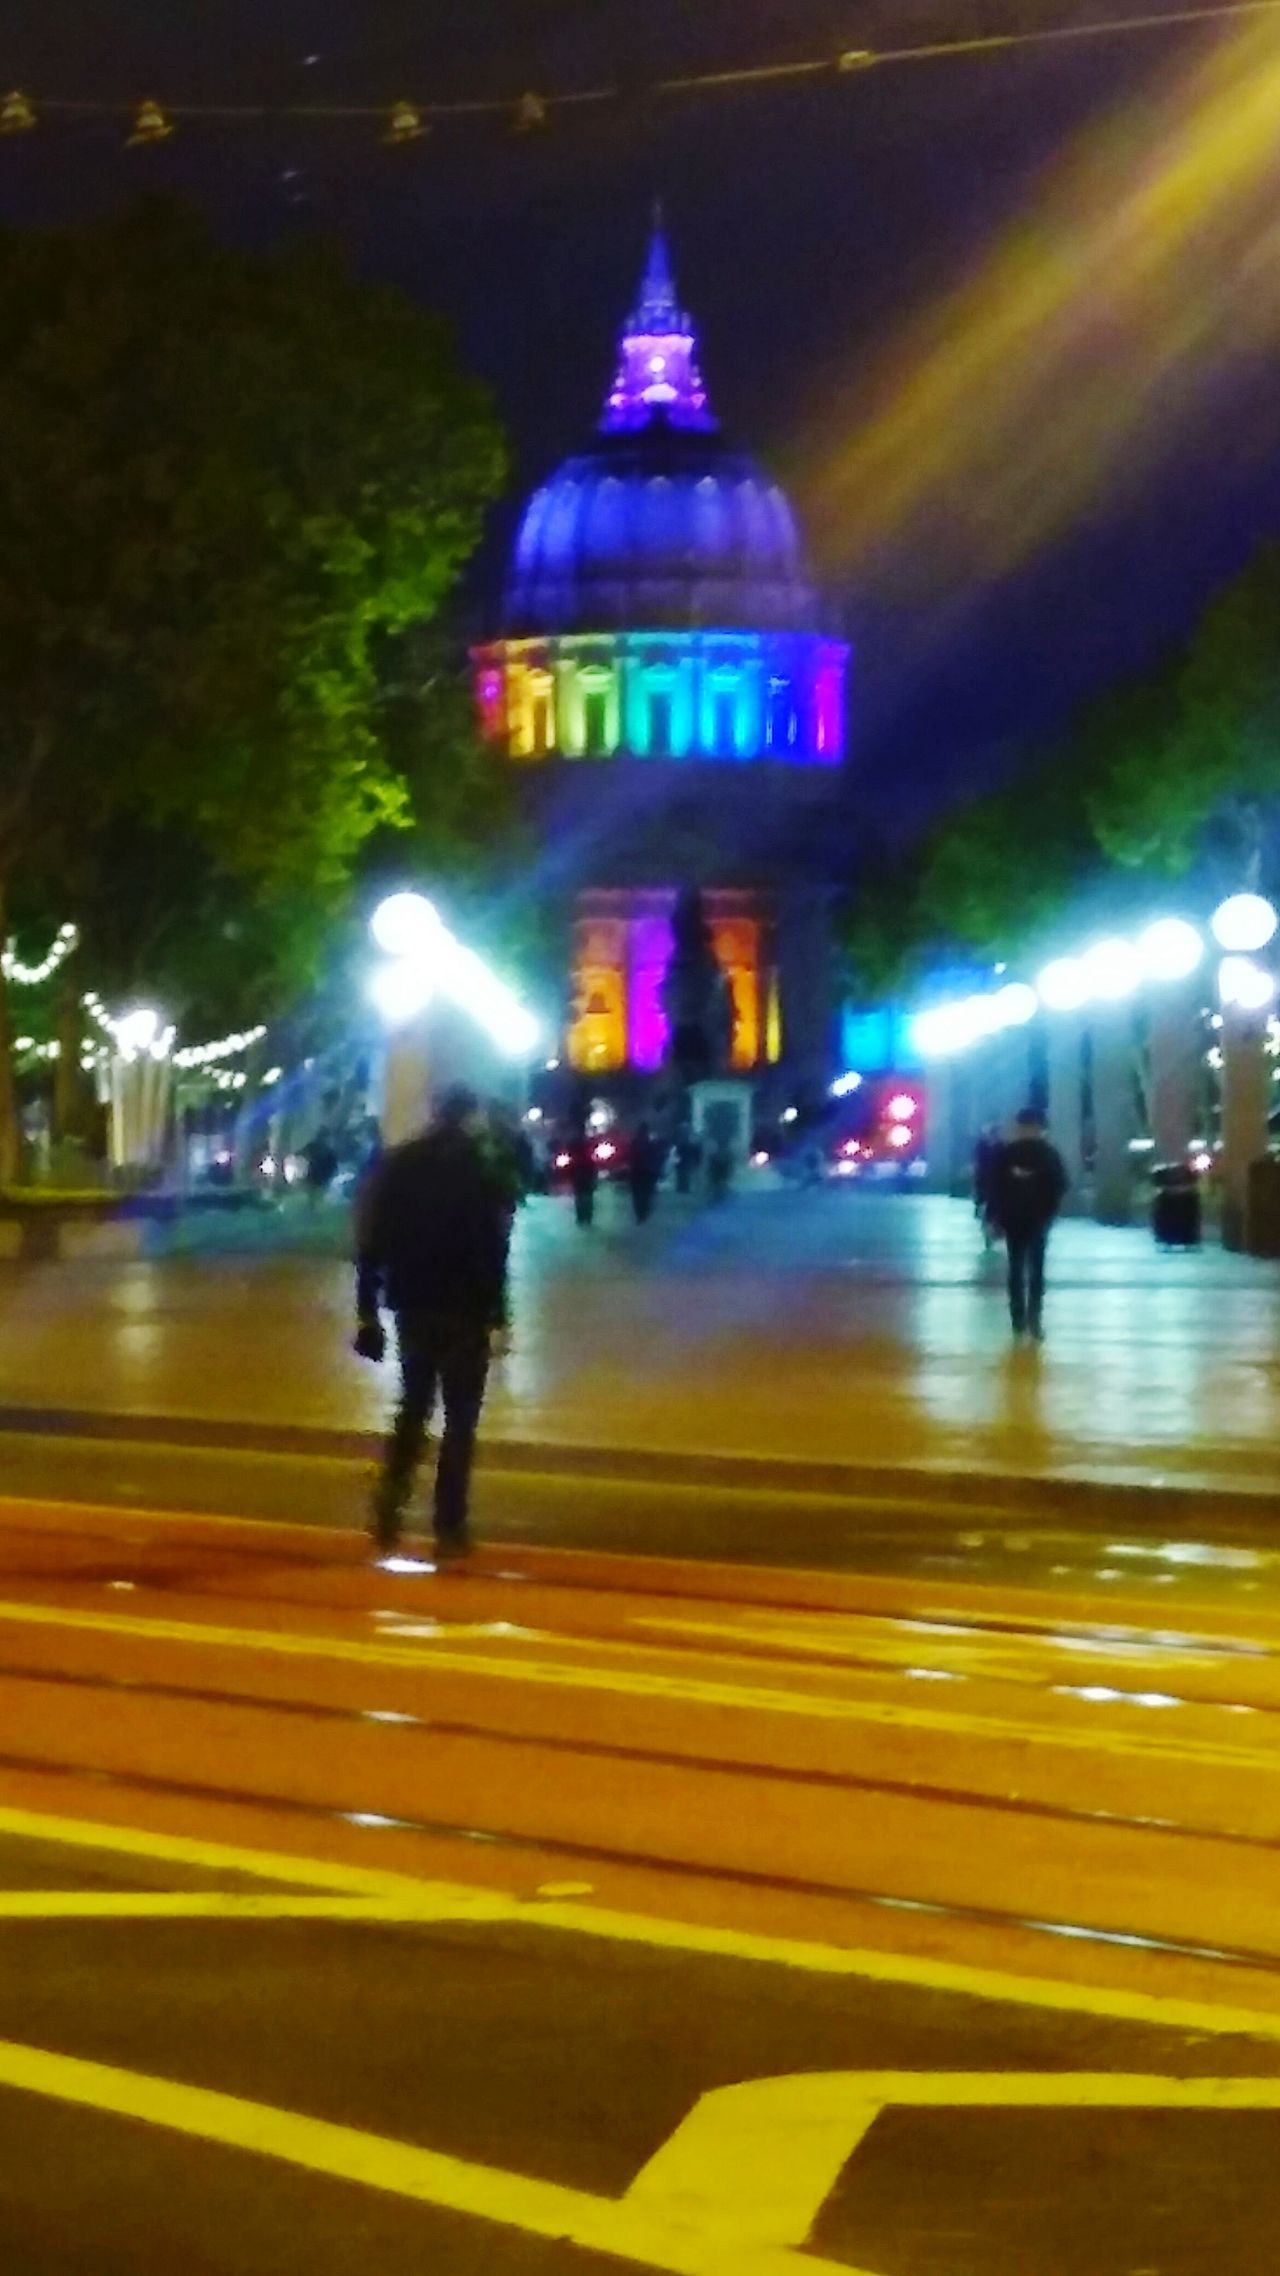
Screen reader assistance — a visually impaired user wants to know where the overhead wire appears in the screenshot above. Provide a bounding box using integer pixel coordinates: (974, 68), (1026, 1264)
(5, 0), (1280, 142)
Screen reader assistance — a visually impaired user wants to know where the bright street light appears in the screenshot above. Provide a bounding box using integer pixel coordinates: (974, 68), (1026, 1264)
(370, 891), (444, 961)
(368, 896), (539, 1058)
(1218, 955), (1276, 1013)
(369, 960), (436, 1028)
(1035, 957), (1088, 1013)
(1079, 937), (1142, 1001)
(1211, 893), (1278, 955)
(1137, 917), (1203, 983)
(992, 981), (1037, 1027)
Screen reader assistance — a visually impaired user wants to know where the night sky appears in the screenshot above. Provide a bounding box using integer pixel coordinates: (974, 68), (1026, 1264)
(7, 1), (1280, 842)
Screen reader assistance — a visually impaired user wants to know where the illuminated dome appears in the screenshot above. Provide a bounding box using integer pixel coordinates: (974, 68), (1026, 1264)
(474, 219), (848, 774)
(503, 229), (818, 638)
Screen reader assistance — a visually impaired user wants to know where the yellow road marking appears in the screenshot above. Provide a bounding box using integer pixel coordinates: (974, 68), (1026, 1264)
(0, 1893), (509, 1921)
(629, 2069), (1280, 2251)
(0, 2035), (848, 2276)
(3, 1803), (1280, 2048)
(0, 1592), (1270, 1773)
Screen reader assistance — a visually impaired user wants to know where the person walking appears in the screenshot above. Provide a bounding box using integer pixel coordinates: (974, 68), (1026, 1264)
(354, 1084), (509, 1560)
(302, 1128), (339, 1209)
(990, 1106), (1067, 1343)
(568, 1138), (599, 1228)
(627, 1120), (664, 1224)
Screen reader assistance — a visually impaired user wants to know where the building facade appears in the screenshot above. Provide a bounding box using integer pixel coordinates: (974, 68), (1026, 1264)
(473, 224), (850, 1099)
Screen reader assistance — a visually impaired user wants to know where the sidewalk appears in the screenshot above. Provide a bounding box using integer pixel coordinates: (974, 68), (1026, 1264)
(1, 1189), (1277, 1505)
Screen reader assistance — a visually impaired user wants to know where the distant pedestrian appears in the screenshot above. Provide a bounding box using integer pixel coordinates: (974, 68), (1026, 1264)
(990, 1107), (1067, 1343)
(302, 1129), (339, 1208)
(354, 1084), (509, 1560)
(628, 1121), (664, 1224)
(567, 1139), (599, 1228)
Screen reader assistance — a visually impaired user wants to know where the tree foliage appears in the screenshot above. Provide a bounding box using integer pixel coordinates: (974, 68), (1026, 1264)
(840, 541), (1280, 998)
(0, 198), (506, 1171)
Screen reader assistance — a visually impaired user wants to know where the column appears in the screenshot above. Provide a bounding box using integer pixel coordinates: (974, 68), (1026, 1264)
(1220, 1005), (1270, 1251)
(775, 888), (833, 1095)
(379, 1022), (432, 1148)
(1045, 1017), (1085, 1211)
(928, 1057), (975, 1198)
(1091, 1009), (1141, 1225)
(1148, 990), (1202, 1164)
(972, 1030), (1032, 1136)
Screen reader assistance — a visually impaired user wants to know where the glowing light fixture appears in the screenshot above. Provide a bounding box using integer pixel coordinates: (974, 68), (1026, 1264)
(1035, 958), (1088, 1013)
(369, 960), (436, 1029)
(368, 896), (539, 1057)
(992, 981), (1037, 1027)
(1079, 937), (1142, 1002)
(1211, 893), (1277, 955)
(887, 1094), (918, 1122)
(1137, 917), (1203, 983)
(1217, 955), (1276, 1013)
(370, 892), (443, 961)
(887, 1124), (913, 1150)
(112, 1007), (171, 1062)
(830, 1070), (863, 1098)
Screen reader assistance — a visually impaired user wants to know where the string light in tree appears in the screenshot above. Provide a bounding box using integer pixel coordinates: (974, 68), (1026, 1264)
(172, 1025), (267, 1070)
(2, 923), (80, 987)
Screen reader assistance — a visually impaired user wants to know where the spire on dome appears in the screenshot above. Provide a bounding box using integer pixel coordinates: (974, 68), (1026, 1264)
(599, 211), (717, 435)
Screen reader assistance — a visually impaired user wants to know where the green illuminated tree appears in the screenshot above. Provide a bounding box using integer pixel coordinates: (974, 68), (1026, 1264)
(0, 198), (506, 1178)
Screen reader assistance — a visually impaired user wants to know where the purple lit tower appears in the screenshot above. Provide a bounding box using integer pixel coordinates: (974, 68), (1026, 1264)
(473, 219), (850, 1092)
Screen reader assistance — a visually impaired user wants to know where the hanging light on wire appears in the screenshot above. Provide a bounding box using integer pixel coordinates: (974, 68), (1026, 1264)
(127, 99), (174, 146)
(0, 90), (36, 134)
(384, 100), (428, 146)
(512, 92), (548, 134)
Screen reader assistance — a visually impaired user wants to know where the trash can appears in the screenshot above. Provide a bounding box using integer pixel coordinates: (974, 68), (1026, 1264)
(1151, 1162), (1202, 1248)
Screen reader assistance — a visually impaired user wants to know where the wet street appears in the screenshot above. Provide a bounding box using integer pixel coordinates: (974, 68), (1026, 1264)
(2, 1478), (1280, 2272)
(0, 1187), (1277, 1495)
(2, 1189), (1279, 2268)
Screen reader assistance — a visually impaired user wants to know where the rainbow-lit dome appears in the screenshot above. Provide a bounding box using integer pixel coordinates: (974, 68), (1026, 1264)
(503, 230), (817, 638)
(474, 222), (847, 775)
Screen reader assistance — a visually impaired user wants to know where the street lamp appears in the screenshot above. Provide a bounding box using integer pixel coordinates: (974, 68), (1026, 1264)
(368, 894), (540, 1059)
(1079, 937), (1142, 1002)
(1137, 917), (1203, 983)
(113, 1006), (172, 1062)
(1218, 955), (1276, 1013)
(1211, 894), (1278, 955)
(1035, 957), (1089, 1013)
(369, 891), (444, 961)
(368, 959), (436, 1029)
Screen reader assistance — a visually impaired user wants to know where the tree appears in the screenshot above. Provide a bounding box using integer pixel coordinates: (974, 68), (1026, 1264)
(839, 540), (1280, 996)
(1090, 549), (1280, 889)
(0, 198), (506, 1176)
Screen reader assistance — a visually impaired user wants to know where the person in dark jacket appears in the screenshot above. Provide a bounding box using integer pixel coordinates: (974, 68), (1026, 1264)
(627, 1120), (664, 1224)
(990, 1107), (1068, 1343)
(355, 1085), (509, 1558)
(567, 1139), (599, 1227)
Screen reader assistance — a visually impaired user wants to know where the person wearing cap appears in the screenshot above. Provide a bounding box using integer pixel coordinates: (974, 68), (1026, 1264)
(990, 1106), (1068, 1343)
(354, 1084), (510, 1558)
